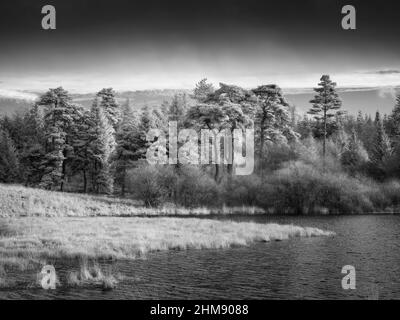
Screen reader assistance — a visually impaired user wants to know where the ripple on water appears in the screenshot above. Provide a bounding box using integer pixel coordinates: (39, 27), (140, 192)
(1, 215), (399, 299)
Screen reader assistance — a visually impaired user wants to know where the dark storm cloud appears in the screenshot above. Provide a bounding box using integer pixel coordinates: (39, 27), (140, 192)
(1, 0), (400, 91)
(3, 0), (400, 48)
(0, 0), (399, 40)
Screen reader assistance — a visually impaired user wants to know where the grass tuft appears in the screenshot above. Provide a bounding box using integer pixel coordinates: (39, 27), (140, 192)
(66, 261), (118, 290)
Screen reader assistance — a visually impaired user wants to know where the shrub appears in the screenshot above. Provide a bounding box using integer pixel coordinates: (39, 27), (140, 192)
(257, 161), (380, 214)
(0, 130), (20, 183)
(223, 175), (262, 206)
(127, 165), (171, 207)
(340, 131), (369, 174)
(259, 142), (297, 172)
(380, 180), (400, 208)
(176, 166), (220, 207)
(127, 165), (220, 208)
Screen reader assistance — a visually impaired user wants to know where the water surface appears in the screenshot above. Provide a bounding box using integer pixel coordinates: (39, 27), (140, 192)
(1, 215), (399, 299)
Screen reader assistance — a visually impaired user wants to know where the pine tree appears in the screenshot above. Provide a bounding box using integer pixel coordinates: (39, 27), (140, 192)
(186, 103), (226, 181)
(332, 121), (349, 158)
(17, 104), (46, 186)
(192, 78), (214, 103)
(151, 107), (168, 133)
(2, 113), (25, 151)
(12, 103), (45, 186)
(253, 85), (298, 158)
(371, 112), (392, 175)
(188, 83), (254, 181)
(39, 87), (76, 190)
(384, 95), (400, 178)
(358, 113), (376, 156)
(0, 130), (20, 183)
(308, 75), (342, 158)
(289, 105), (297, 127)
(87, 99), (116, 194)
(297, 115), (312, 138)
(24, 104), (45, 143)
(114, 99), (140, 195)
(70, 110), (92, 193)
(252, 85), (299, 177)
(135, 106), (154, 160)
(168, 94), (188, 123)
(96, 88), (120, 130)
(298, 134), (319, 163)
(221, 102), (250, 178)
(20, 143), (45, 186)
(356, 111), (364, 137)
(340, 129), (369, 172)
(387, 94), (400, 140)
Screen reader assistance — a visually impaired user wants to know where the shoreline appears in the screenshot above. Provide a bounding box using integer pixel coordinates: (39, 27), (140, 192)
(0, 217), (334, 283)
(1, 184), (399, 218)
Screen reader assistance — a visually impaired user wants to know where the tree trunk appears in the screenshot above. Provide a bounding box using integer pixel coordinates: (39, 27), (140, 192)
(121, 167), (126, 196)
(214, 164), (219, 182)
(206, 123), (220, 183)
(227, 129), (234, 183)
(60, 149), (67, 192)
(83, 170), (87, 193)
(323, 108), (327, 159)
(92, 162), (97, 193)
(259, 113), (266, 178)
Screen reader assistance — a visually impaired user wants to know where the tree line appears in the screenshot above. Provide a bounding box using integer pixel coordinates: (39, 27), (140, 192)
(1, 75), (400, 208)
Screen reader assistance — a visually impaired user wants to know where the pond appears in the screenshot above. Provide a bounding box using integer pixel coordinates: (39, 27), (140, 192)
(1, 215), (399, 299)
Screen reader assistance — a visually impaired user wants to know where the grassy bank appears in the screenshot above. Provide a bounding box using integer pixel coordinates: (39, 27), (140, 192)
(0, 217), (334, 272)
(0, 183), (265, 217)
(0, 183), (334, 288)
(0, 217), (333, 264)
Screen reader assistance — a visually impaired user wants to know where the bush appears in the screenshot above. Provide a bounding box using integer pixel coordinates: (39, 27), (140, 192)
(380, 180), (400, 208)
(257, 161), (381, 214)
(127, 165), (171, 207)
(176, 166), (220, 207)
(259, 142), (297, 172)
(128, 159), (400, 213)
(223, 175), (262, 206)
(127, 165), (220, 208)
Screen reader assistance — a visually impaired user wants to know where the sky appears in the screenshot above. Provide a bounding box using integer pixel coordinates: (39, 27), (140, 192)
(1, 0), (400, 93)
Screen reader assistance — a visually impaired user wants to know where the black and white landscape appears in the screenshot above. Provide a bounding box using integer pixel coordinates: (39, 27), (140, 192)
(0, 0), (400, 301)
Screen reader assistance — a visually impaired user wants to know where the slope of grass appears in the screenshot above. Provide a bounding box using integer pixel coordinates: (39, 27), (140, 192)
(0, 184), (265, 217)
(0, 183), (334, 288)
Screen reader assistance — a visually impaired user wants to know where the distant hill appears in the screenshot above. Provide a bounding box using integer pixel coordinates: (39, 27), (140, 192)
(71, 89), (194, 109)
(0, 89), (193, 116)
(0, 97), (33, 116)
(0, 87), (398, 117)
(284, 87), (399, 116)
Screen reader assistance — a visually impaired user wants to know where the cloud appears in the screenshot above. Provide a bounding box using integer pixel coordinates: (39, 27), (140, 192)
(378, 86), (399, 99)
(0, 89), (38, 101)
(368, 69), (400, 75)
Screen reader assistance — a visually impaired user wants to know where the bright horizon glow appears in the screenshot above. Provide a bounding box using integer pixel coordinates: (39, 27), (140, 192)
(2, 1), (400, 97)
(1, 71), (400, 95)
